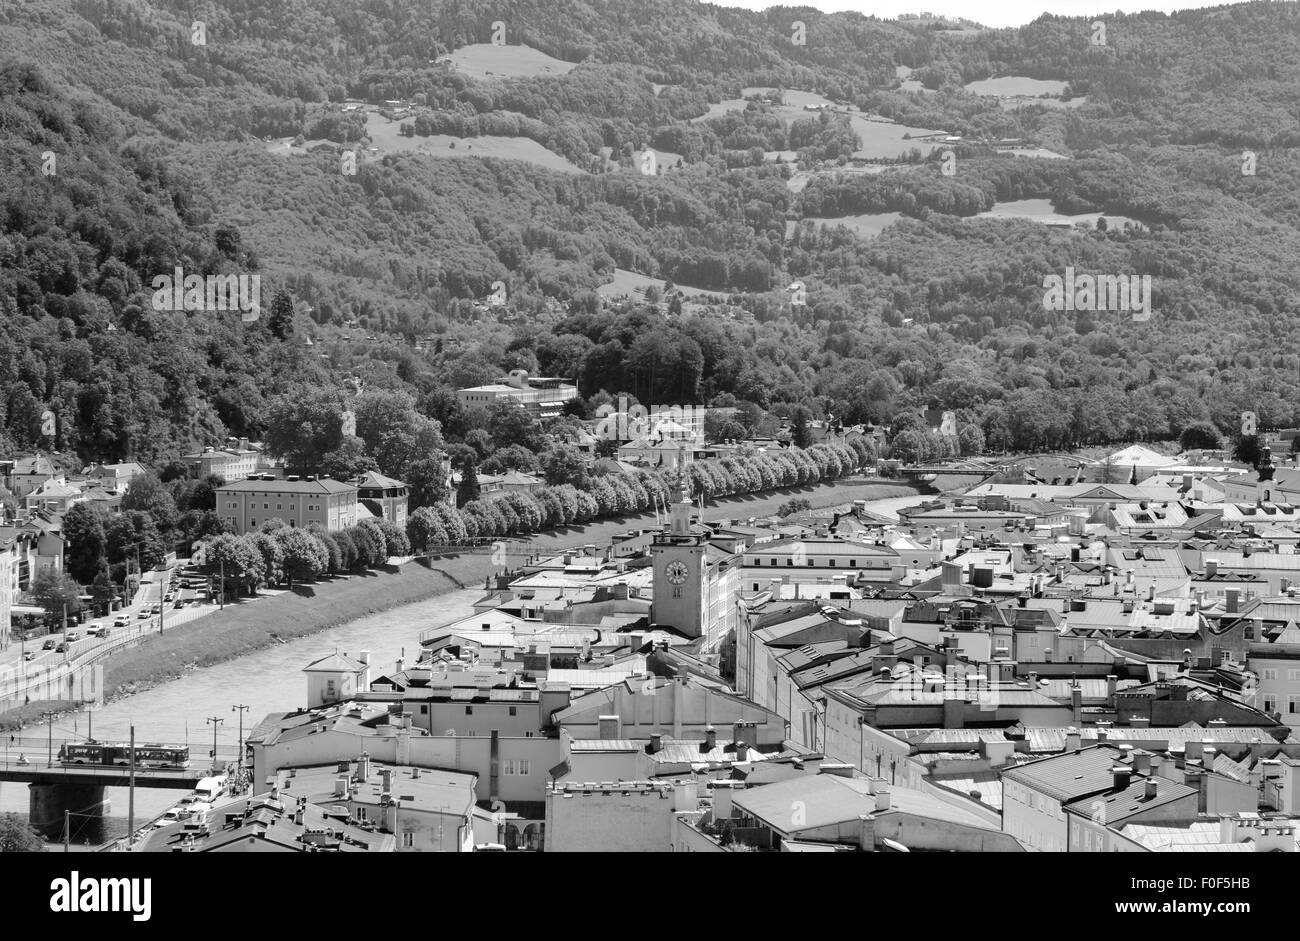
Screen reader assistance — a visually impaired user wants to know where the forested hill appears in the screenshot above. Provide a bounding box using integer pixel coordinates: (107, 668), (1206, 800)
(3, 1), (1300, 474)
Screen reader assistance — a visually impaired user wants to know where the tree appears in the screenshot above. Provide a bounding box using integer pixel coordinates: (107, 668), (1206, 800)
(274, 528), (328, 587)
(792, 407), (813, 449)
(1234, 434), (1263, 469)
(407, 506), (448, 553)
(90, 565), (116, 613)
(120, 473), (179, 535)
(374, 518), (411, 557)
(62, 503), (108, 584)
(457, 462), (481, 507)
(198, 534), (265, 598)
(0, 813), (44, 852)
(268, 287), (295, 340)
(403, 456), (450, 510)
(542, 445), (589, 488)
(1179, 421), (1222, 451)
(777, 498), (811, 518)
(264, 388), (348, 474)
(31, 567), (82, 625)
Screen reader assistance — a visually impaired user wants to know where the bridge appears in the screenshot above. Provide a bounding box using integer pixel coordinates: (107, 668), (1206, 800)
(0, 741), (241, 838)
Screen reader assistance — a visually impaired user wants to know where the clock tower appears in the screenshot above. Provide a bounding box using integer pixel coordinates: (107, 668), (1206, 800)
(652, 477), (707, 638)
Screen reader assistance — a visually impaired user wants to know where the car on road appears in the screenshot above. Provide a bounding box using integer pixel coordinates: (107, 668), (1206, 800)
(23, 651), (36, 661)
(65, 631), (80, 642)
(42, 638), (57, 650)
(173, 599), (186, 609)
(114, 616), (131, 627)
(137, 610), (151, 619)
(87, 623), (106, 637)
(55, 642), (69, 653)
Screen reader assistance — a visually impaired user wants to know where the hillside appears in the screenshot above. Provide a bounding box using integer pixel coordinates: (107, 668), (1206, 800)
(2, 0), (1300, 475)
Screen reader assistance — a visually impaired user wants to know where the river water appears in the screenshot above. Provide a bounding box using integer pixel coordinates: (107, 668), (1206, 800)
(0, 587), (483, 843)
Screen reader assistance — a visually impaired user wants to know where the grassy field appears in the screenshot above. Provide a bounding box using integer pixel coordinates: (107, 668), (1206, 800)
(964, 76), (1069, 97)
(597, 268), (718, 301)
(788, 212), (903, 241)
(973, 198), (1143, 229)
(364, 114), (585, 173)
(448, 43), (580, 79)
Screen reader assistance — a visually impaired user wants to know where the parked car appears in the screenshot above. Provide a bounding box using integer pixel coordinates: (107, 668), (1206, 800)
(173, 599), (186, 609)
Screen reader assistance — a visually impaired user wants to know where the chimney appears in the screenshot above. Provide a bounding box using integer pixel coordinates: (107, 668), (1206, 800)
(1065, 726), (1081, 752)
(1225, 589), (1239, 614)
(1027, 671), (1038, 687)
(1133, 752), (1152, 774)
(1206, 558), (1218, 578)
(1128, 716), (1150, 729)
(1283, 577), (1291, 595)
(704, 726), (717, 751)
(381, 768), (392, 792)
(1185, 740), (1205, 764)
(354, 752), (370, 782)
(712, 781), (737, 820)
(1112, 766), (1132, 790)
(1071, 684), (1083, 724)
(1106, 675), (1118, 703)
(648, 733), (663, 754)
(598, 715), (621, 739)
(734, 741), (749, 762)
(1143, 778), (1159, 800)
(334, 776), (347, 797)
(875, 789), (891, 812)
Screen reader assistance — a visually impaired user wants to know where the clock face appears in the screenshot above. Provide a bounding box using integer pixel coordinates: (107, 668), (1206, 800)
(665, 561), (690, 585)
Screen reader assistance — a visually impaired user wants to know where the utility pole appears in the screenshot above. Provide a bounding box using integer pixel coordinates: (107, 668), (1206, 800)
(46, 712), (53, 766)
(206, 716), (224, 772)
(219, 557), (225, 610)
(64, 809), (70, 852)
(127, 725), (135, 847)
(232, 704), (249, 769)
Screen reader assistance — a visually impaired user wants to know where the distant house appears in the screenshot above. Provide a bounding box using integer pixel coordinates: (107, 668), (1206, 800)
(356, 471), (409, 528)
(8, 456), (58, 498)
(457, 370), (578, 419)
(216, 473), (358, 533)
(82, 461), (147, 494)
(183, 438), (262, 482)
(22, 478), (85, 514)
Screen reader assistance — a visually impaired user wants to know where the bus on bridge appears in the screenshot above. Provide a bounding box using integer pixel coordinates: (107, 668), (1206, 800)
(58, 740), (190, 770)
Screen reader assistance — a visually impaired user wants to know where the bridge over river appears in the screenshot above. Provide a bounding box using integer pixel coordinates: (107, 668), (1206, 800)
(0, 742), (240, 838)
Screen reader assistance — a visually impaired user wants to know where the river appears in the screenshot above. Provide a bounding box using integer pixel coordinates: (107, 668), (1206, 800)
(0, 587), (484, 844)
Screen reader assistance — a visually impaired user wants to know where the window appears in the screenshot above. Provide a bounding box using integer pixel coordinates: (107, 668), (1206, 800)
(420, 705), (428, 714)
(263, 503), (269, 509)
(402, 832), (414, 848)
(1290, 697), (1300, 715)
(786, 559), (793, 566)
(1265, 696), (1278, 713)
(829, 560), (836, 567)
(1263, 669), (1279, 682)
(502, 759), (515, 775)
(673, 588), (681, 598)
(519, 759), (530, 775)
(250, 519), (256, 527)
(276, 504), (282, 510)
(850, 560), (856, 567)
(1290, 670), (1300, 682)
(355, 807), (367, 822)
(465, 706), (473, 715)
(508, 707), (517, 716)
(769, 558), (775, 566)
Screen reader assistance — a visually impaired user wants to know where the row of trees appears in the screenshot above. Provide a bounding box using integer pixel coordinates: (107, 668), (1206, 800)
(404, 439), (871, 551)
(195, 517), (410, 597)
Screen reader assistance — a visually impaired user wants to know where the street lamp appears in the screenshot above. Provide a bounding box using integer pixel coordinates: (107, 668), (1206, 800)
(205, 716), (224, 773)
